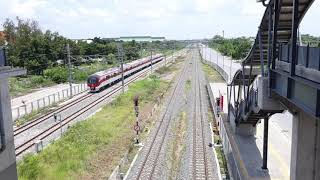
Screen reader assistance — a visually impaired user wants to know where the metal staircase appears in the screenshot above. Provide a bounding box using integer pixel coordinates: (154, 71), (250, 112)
(228, 0), (315, 126)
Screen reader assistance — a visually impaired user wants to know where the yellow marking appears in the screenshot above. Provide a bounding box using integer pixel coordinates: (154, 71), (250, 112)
(269, 143), (290, 180)
(256, 124), (290, 180)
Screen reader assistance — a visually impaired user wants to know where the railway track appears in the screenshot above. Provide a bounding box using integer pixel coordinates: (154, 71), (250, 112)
(15, 69), (150, 156)
(14, 56), (177, 157)
(14, 92), (93, 136)
(135, 54), (190, 179)
(192, 50), (209, 179)
(14, 54), (178, 138)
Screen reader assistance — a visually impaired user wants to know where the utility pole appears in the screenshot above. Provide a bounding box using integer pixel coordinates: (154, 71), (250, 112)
(172, 41), (175, 61)
(117, 43), (125, 93)
(150, 49), (153, 73)
(140, 43), (143, 58)
(222, 30), (225, 69)
(163, 44), (167, 66)
(67, 43), (73, 97)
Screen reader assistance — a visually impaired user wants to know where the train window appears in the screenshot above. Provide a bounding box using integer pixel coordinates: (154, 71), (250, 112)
(88, 77), (98, 84)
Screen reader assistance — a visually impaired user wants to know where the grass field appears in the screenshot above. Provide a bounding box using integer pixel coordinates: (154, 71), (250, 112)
(17, 75), (170, 180)
(201, 63), (225, 82)
(9, 76), (55, 98)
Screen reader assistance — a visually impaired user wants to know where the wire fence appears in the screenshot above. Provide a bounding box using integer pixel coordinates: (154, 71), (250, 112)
(12, 83), (88, 121)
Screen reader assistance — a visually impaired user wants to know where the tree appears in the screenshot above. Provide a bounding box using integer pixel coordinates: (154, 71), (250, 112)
(209, 36), (252, 60)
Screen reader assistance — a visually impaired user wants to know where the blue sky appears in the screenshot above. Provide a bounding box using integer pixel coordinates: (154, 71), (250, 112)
(0, 0), (319, 40)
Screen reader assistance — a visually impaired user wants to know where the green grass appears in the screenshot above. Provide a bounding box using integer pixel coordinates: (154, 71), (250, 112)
(216, 146), (230, 179)
(201, 63), (224, 82)
(168, 111), (187, 180)
(9, 76), (55, 98)
(17, 75), (170, 180)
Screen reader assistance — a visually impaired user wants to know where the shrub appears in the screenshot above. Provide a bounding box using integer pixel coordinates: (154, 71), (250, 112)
(44, 67), (68, 83)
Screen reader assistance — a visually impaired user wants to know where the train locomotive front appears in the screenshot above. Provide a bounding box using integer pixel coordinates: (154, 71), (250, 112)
(87, 74), (101, 92)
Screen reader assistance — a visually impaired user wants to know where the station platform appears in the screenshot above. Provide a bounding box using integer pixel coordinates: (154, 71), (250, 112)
(207, 82), (290, 180)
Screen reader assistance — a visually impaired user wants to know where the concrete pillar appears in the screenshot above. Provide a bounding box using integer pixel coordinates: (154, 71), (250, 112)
(0, 78), (18, 179)
(290, 111), (320, 180)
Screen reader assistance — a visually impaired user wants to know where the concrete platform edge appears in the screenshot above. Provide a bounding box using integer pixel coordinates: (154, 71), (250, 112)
(206, 83), (250, 180)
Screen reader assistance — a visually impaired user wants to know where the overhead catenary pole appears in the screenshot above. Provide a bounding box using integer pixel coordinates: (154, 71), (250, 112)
(150, 49), (153, 73)
(222, 30), (225, 69)
(117, 43), (125, 93)
(140, 42), (143, 58)
(67, 43), (73, 97)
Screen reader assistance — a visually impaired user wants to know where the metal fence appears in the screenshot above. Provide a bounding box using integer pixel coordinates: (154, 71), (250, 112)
(12, 83), (88, 121)
(279, 44), (320, 71)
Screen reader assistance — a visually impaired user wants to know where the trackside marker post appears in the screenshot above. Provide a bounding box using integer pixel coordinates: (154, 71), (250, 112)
(53, 113), (62, 136)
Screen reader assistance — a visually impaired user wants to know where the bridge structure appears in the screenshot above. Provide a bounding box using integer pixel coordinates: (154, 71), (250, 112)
(0, 48), (26, 179)
(201, 0), (319, 179)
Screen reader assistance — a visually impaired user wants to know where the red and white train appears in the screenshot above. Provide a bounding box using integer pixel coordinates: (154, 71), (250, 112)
(87, 54), (163, 92)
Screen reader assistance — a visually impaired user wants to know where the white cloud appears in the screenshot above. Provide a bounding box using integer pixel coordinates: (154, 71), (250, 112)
(10, 0), (47, 18)
(0, 0), (318, 39)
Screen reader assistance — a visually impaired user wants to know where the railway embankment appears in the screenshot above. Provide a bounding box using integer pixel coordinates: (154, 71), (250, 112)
(17, 55), (185, 180)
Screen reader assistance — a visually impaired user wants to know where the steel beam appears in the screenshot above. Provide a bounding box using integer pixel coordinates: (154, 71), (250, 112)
(258, 30), (265, 76)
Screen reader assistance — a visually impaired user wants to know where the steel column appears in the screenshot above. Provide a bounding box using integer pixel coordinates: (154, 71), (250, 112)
(242, 65), (246, 105)
(267, 5), (273, 97)
(316, 90), (320, 117)
(272, 0), (281, 70)
(290, 0), (299, 76)
(270, 0), (281, 93)
(262, 116), (269, 170)
(306, 44), (310, 68)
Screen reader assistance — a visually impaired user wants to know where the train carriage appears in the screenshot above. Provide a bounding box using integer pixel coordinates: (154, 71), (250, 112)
(87, 55), (163, 92)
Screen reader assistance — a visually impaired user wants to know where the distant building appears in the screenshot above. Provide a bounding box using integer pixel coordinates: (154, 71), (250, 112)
(72, 39), (93, 44)
(151, 37), (166, 41)
(103, 36), (165, 42)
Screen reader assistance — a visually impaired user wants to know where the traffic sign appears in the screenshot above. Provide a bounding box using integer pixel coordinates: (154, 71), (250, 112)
(134, 124), (140, 132)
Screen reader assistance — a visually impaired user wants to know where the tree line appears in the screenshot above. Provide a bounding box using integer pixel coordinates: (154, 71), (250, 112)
(208, 35), (253, 60)
(0, 17), (182, 75)
(208, 34), (320, 60)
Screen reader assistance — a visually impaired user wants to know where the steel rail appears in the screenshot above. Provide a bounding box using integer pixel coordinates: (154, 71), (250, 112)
(136, 54), (189, 179)
(15, 70), (150, 156)
(15, 56), (174, 157)
(192, 50), (209, 179)
(14, 57), (168, 137)
(13, 92), (92, 136)
(196, 51), (209, 179)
